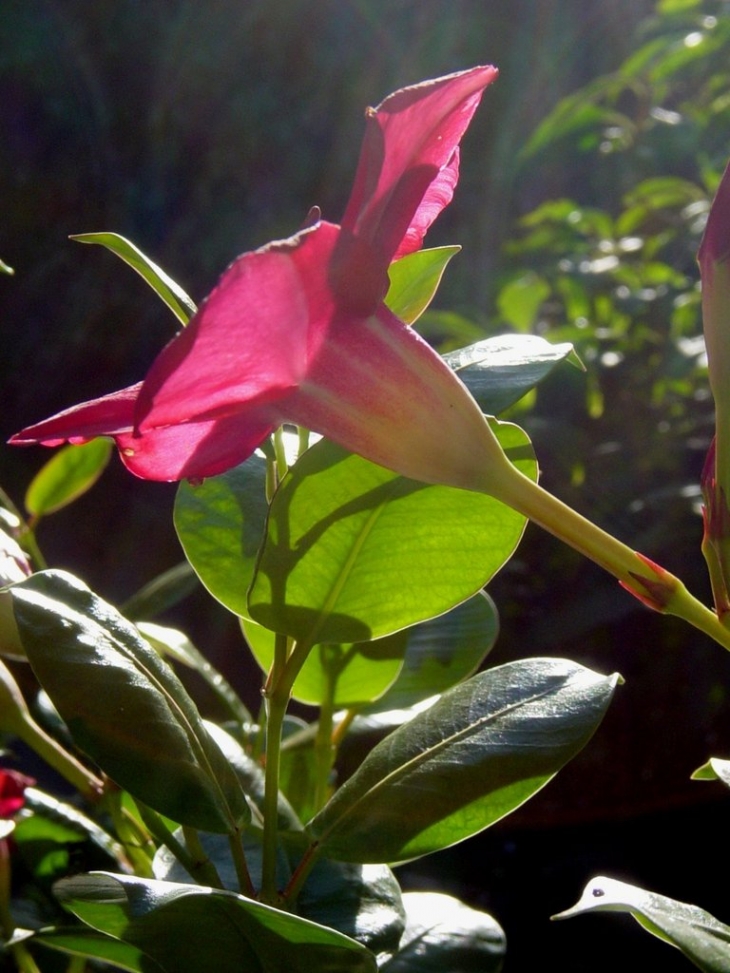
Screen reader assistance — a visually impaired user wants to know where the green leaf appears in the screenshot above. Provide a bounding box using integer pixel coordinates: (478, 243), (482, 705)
(363, 592), (499, 714)
(386, 246), (461, 325)
(139, 622), (251, 725)
(307, 658), (619, 863)
(692, 757), (730, 786)
(174, 453), (269, 620)
(71, 232), (196, 325)
(0, 257), (14, 275)
(35, 927), (151, 972)
(249, 423), (535, 644)
(553, 876), (730, 973)
(382, 892), (505, 973)
(155, 830), (404, 959)
(242, 619), (408, 707)
(11, 571), (249, 833)
(496, 272), (551, 332)
(121, 562), (199, 620)
(443, 335), (576, 416)
(55, 873), (378, 973)
(24, 439), (112, 518)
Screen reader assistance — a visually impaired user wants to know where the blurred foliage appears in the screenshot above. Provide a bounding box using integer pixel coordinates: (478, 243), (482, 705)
(478, 0), (730, 833)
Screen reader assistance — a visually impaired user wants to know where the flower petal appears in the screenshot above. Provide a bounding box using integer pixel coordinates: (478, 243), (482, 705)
(136, 222), (340, 433)
(115, 409), (275, 480)
(9, 384), (140, 446)
(285, 302), (510, 492)
(337, 64), (497, 305)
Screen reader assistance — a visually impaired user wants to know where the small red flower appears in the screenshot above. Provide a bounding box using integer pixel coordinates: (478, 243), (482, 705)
(11, 67), (514, 494)
(0, 769), (34, 819)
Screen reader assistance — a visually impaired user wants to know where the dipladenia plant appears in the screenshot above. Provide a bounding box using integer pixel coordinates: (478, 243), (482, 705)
(2, 64), (730, 971)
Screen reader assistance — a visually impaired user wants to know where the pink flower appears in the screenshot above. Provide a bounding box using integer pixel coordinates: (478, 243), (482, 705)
(11, 68), (511, 492)
(0, 769), (33, 819)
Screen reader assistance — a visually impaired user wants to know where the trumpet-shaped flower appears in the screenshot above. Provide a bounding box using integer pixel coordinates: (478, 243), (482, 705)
(11, 67), (519, 493)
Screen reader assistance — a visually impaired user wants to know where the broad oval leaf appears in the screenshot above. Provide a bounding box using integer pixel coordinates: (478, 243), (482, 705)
(553, 876), (730, 973)
(241, 619), (408, 707)
(362, 591), (499, 714)
(443, 334), (577, 415)
(55, 873), (377, 973)
(71, 232), (196, 325)
(382, 891), (505, 973)
(249, 422), (535, 644)
(386, 246), (461, 325)
(174, 452), (269, 620)
(11, 571), (249, 833)
(25, 439), (112, 518)
(307, 658), (619, 863)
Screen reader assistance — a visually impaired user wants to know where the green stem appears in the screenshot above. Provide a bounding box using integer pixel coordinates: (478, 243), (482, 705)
(228, 829), (255, 898)
(260, 635), (313, 903)
(313, 677), (336, 813)
(181, 825), (225, 889)
(135, 803), (220, 887)
(489, 467), (730, 651)
(15, 711), (104, 802)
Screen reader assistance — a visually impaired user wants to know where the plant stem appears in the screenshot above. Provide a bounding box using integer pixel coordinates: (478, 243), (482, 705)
(313, 675), (336, 813)
(260, 634), (313, 903)
(228, 829), (255, 898)
(488, 467), (730, 652)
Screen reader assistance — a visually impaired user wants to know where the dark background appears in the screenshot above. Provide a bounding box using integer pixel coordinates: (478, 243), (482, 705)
(3, 2), (728, 970)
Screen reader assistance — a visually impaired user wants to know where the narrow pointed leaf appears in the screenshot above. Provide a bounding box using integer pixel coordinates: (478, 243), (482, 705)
(71, 232), (196, 325)
(249, 423), (535, 644)
(24, 439), (112, 518)
(443, 334), (576, 415)
(553, 876), (730, 973)
(385, 246), (461, 324)
(382, 892), (505, 973)
(174, 452), (269, 620)
(55, 873), (377, 973)
(11, 571), (249, 832)
(35, 927), (152, 972)
(120, 562), (198, 620)
(307, 658), (619, 862)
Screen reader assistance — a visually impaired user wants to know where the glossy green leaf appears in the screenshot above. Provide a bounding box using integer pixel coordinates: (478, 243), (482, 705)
(24, 439), (112, 518)
(242, 618), (408, 707)
(0, 257), (14, 275)
(553, 876), (730, 973)
(56, 873), (377, 973)
(71, 232), (196, 325)
(139, 622), (251, 725)
(174, 452), (269, 620)
(155, 829), (404, 959)
(443, 335), (577, 416)
(386, 246), (461, 325)
(11, 571), (249, 833)
(249, 422), (535, 644)
(307, 658), (619, 863)
(382, 892), (505, 973)
(35, 927), (150, 972)
(363, 591), (499, 714)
